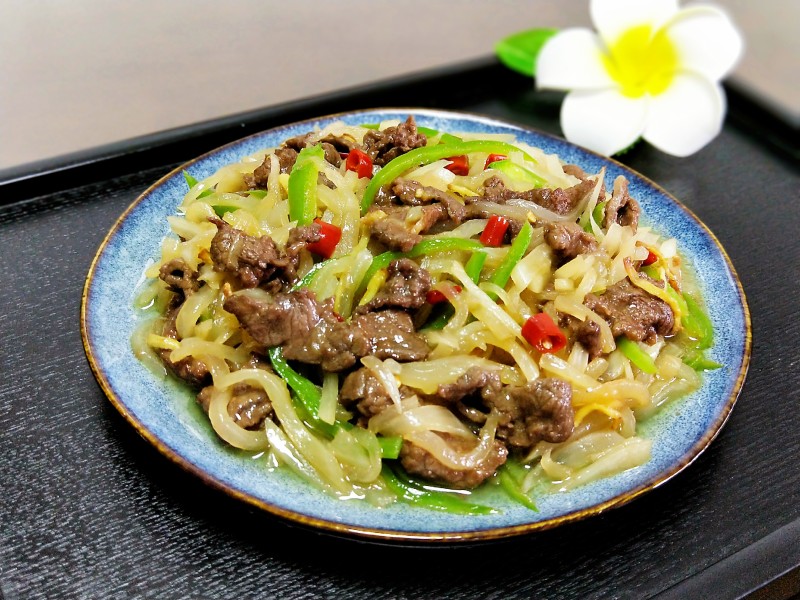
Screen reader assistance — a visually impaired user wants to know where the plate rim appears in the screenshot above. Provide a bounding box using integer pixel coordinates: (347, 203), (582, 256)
(80, 107), (752, 543)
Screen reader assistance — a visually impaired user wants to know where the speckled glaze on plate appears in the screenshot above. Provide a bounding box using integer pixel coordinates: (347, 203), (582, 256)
(81, 108), (751, 542)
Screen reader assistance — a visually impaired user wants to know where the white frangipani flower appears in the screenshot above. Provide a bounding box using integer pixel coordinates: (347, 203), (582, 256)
(536, 0), (743, 157)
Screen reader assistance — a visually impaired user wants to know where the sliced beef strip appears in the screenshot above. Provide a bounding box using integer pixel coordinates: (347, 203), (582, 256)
(351, 310), (430, 363)
(339, 367), (416, 421)
(209, 218), (293, 288)
(428, 368), (574, 451)
(282, 308), (431, 370)
(603, 176), (640, 231)
(410, 204), (449, 234)
(245, 131), (355, 190)
(392, 179), (468, 223)
(560, 314), (604, 358)
(223, 288), (324, 348)
(196, 382), (274, 430)
(399, 433), (508, 490)
(365, 200), (454, 253)
(158, 258), (199, 296)
(284, 317), (362, 372)
(481, 378), (574, 450)
(318, 133), (358, 154)
(285, 308), (430, 370)
(434, 367), (501, 404)
(562, 164), (588, 179)
(244, 146), (298, 190)
(467, 175), (595, 216)
(225, 290), (429, 371)
(355, 258), (432, 314)
(542, 221), (598, 262)
(362, 116), (427, 166)
(285, 222), (322, 266)
(366, 210), (422, 253)
(283, 133), (343, 167)
(224, 288), (355, 371)
(157, 303), (210, 387)
(210, 219), (320, 288)
(584, 277), (674, 345)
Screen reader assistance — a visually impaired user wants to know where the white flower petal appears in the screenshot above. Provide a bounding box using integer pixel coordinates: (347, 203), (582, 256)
(663, 6), (744, 81)
(560, 89), (648, 156)
(536, 28), (616, 91)
(642, 73), (725, 157)
(591, 0), (678, 47)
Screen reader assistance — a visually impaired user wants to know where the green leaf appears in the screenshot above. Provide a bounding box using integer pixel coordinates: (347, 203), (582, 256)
(495, 28), (558, 77)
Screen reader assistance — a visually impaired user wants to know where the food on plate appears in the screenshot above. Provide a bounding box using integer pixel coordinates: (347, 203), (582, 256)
(132, 116), (719, 513)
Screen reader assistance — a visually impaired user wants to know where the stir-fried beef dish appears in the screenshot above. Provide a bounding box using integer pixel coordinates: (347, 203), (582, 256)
(142, 114), (710, 506)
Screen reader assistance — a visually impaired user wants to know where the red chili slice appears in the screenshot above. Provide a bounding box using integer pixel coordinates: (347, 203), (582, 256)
(484, 153), (507, 169)
(522, 313), (567, 354)
(306, 219), (342, 258)
(426, 285), (462, 305)
(642, 250), (658, 266)
(444, 155), (469, 176)
(479, 215), (510, 247)
(345, 148), (373, 178)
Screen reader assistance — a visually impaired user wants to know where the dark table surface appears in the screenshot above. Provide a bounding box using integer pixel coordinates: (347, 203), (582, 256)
(1, 58), (799, 600)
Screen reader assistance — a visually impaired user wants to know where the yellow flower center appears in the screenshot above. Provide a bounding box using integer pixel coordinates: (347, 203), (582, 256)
(603, 24), (679, 97)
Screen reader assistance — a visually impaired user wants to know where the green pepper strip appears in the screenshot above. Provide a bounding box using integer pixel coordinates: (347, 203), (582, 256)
(361, 140), (538, 213)
(291, 258), (335, 291)
(409, 237), (483, 257)
(267, 346), (321, 416)
(417, 126), (463, 145)
(267, 347), (340, 438)
(381, 465), (497, 515)
(487, 159), (547, 188)
(682, 294), (714, 350)
(377, 436), (403, 459)
(211, 205), (239, 217)
(486, 221), (534, 299)
(683, 350), (723, 371)
(288, 144), (324, 225)
(465, 250), (487, 283)
(357, 238), (484, 299)
(497, 464), (538, 512)
(182, 170), (199, 188)
(583, 200), (606, 233)
(424, 305), (455, 331)
(616, 337), (657, 374)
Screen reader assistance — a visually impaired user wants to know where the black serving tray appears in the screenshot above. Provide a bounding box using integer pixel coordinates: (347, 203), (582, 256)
(1, 58), (798, 600)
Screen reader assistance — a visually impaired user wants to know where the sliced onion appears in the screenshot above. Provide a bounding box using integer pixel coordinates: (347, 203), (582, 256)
(559, 437), (652, 490)
(367, 404), (475, 438)
(264, 420), (336, 494)
(468, 200), (530, 222)
(539, 353), (600, 390)
(404, 412), (499, 471)
(572, 379), (651, 409)
(396, 356), (503, 394)
(218, 369), (352, 494)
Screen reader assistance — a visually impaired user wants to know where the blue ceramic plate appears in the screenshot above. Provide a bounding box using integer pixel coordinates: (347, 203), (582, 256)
(81, 108), (751, 542)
